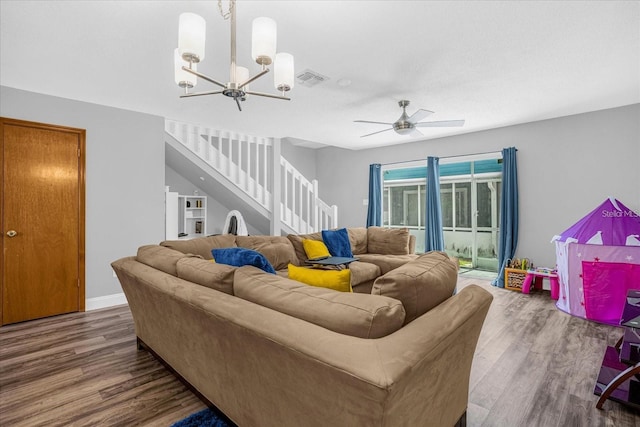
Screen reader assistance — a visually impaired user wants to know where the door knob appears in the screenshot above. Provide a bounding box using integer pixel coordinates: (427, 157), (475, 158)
(6, 230), (17, 237)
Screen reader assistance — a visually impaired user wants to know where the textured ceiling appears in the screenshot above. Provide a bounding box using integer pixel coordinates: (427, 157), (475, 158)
(1, 1), (638, 150)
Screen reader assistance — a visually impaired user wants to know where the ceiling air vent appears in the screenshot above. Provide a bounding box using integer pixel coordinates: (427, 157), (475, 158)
(296, 69), (329, 88)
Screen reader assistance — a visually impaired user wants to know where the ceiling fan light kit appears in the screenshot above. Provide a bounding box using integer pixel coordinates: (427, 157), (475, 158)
(355, 100), (465, 138)
(174, 0), (294, 111)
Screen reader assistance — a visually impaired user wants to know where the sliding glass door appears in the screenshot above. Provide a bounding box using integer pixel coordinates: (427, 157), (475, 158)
(475, 180), (501, 270)
(382, 158), (502, 272)
(439, 179), (500, 271)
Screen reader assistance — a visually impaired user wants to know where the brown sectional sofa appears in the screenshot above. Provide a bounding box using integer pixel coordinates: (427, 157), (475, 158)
(159, 226), (419, 293)
(112, 227), (493, 427)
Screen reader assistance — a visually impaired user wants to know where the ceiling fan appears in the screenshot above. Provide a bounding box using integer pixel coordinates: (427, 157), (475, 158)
(354, 100), (465, 138)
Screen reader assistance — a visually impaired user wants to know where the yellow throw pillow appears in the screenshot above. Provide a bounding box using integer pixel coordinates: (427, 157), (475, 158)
(302, 239), (331, 261)
(287, 264), (352, 292)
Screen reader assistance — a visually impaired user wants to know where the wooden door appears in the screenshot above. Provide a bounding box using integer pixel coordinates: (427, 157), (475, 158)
(1, 118), (85, 325)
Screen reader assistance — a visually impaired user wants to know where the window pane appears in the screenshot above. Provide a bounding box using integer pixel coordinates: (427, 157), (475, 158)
(405, 190), (419, 227)
(391, 187), (403, 226)
(455, 182), (471, 228)
(389, 185), (418, 226)
(383, 188), (389, 226)
(476, 182), (491, 228)
(440, 184), (453, 228)
(497, 181), (502, 226)
(420, 187), (426, 227)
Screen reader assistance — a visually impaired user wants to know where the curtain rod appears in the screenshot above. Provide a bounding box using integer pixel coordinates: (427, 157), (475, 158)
(380, 149), (507, 167)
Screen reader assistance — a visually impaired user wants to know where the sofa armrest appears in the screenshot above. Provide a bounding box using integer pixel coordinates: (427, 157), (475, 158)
(373, 285), (492, 425)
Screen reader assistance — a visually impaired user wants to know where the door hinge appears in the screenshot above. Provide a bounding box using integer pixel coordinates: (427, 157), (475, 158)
(77, 278), (80, 288)
(78, 148), (81, 158)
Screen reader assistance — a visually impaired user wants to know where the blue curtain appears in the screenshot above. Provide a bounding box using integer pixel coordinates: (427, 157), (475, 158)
(366, 164), (382, 227)
(425, 156), (444, 251)
(492, 147), (519, 288)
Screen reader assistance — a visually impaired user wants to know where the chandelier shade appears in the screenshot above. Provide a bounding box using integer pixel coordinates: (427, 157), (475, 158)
(251, 17), (277, 66)
(178, 13), (206, 63)
(236, 66), (249, 85)
(174, 48), (197, 88)
(274, 53), (294, 92)
(236, 65), (249, 99)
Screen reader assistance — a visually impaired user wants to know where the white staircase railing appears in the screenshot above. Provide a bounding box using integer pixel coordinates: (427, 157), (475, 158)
(280, 158), (338, 234)
(165, 119), (338, 235)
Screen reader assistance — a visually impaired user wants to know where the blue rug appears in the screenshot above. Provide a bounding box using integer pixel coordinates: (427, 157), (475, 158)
(171, 408), (232, 427)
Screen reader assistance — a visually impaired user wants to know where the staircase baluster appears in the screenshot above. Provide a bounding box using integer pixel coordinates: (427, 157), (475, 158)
(263, 141), (269, 205)
(203, 129), (211, 163)
(224, 132), (231, 177)
(237, 134), (244, 190)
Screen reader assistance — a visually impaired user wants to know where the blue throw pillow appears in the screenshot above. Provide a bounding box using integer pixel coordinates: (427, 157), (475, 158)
(321, 228), (353, 258)
(212, 248), (276, 274)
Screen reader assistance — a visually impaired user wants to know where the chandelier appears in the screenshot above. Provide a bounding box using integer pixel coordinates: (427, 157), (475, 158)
(174, 0), (294, 111)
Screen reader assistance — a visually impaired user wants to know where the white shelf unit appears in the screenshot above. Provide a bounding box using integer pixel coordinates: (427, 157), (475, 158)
(166, 191), (207, 240)
(178, 195), (207, 239)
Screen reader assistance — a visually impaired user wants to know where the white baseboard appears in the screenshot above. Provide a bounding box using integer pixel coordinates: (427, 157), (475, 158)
(86, 293), (128, 311)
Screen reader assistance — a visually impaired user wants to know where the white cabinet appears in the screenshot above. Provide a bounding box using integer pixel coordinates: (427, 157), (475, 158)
(165, 192), (207, 240)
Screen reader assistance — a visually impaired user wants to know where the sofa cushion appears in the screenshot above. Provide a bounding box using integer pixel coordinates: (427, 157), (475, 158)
(236, 235), (298, 270)
(176, 257), (235, 295)
(367, 227), (411, 255)
(160, 234), (237, 259)
(372, 251), (457, 324)
(408, 234), (417, 254)
(302, 239), (331, 261)
(212, 247), (276, 274)
(348, 261), (381, 287)
(136, 245), (193, 276)
(288, 264), (351, 292)
(322, 228), (354, 258)
(234, 266), (405, 338)
(287, 232), (323, 265)
(348, 227), (368, 255)
(355, 253), (419, 275)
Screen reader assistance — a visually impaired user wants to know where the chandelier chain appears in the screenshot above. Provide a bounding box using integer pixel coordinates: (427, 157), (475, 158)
(217, 0), (234, 20)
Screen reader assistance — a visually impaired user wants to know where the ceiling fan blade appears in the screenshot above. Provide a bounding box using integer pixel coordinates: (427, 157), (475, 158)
(408, 109), (434, 124)
(360, 127), (395, 138)
(416, 120), (465, 127)
(409, 128), (424, 137)
(354, 120), (394, 125)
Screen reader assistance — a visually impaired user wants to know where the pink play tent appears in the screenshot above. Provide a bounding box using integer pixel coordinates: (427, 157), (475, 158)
(552, 198), (640, 324)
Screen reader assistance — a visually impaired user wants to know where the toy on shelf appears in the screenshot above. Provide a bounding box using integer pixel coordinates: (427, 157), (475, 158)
(504, 258), (531, 292)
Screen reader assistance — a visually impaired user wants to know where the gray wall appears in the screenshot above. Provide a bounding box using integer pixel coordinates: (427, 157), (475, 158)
(281, 138), (317, 180)
(316, 104), (640, 269)
(1, 86), (165, 299)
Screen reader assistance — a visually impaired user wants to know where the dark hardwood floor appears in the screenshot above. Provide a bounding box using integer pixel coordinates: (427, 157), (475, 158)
(1, 276), (638, 426)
